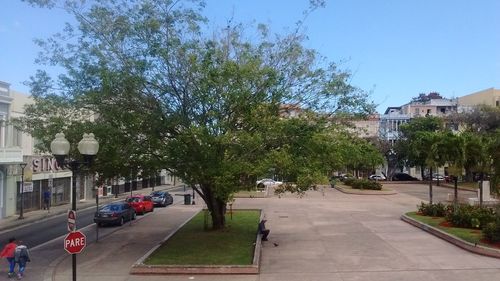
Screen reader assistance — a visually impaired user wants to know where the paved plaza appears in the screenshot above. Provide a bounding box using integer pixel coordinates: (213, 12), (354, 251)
(6, 184), (500, 281)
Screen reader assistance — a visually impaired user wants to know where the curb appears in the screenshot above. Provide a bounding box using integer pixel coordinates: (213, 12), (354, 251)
(335, 185), (397, 195)
(401, 214), (500, 259)
(130, 209), (263, 275)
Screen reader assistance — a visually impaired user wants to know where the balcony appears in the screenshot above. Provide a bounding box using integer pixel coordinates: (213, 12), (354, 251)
(0, 147), (23, 164)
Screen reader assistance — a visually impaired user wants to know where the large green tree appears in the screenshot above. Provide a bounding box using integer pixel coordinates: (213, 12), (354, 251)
(396, 116), (443, 179)
(18, 0), (374, 229)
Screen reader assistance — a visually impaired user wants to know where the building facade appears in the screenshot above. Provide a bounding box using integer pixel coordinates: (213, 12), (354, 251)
(0, 81), (25, 218)
(351, 114), (380, 139)
(458, 88), (500, 111)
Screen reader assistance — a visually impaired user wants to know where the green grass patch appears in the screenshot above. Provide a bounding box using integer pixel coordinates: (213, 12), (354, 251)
(406, 212), (483, 245)
(458, 182), (479, 190)
(145, 210), (260, 265)
(234, 190), (267, 198)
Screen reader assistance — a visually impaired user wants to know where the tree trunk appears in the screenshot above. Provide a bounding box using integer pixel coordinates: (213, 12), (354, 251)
(479, 173), (484, 207)
(454, 176), (458, 205)
(429, 166), (433, 204)
(200, 183), (226, 230)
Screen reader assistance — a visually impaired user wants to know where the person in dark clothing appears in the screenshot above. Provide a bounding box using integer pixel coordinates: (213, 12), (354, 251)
(258, 220), (270, 241)
(43, 190), (51, 210)
(14, 243), (30, 279)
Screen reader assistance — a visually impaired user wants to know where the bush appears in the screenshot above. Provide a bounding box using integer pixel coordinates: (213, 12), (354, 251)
(483, 221), (500, 243)
(417, 202), (447, 217)
(482, 206), (500, 243)
(445, 204), (496, 229)
(349, 179), (382, 190)
(342, 177), (355, 186)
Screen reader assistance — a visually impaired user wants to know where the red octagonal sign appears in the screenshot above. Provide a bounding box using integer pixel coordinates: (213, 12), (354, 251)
(64, 231), (86, 254)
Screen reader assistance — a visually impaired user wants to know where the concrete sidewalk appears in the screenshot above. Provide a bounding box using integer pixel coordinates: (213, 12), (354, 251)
(0, 184), (184, 233)
(9, 186), (500, 281)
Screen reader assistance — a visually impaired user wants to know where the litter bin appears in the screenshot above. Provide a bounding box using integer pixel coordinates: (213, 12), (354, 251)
(184, 194), (191, 205)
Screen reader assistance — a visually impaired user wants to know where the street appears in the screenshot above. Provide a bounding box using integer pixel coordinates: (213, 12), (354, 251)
(0, 186), (187, 250)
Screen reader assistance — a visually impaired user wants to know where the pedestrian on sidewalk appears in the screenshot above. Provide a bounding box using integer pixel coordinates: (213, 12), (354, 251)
(43, 190), (51, 210)
(0, 237), (17, 278)
(14, 242), (30, 279)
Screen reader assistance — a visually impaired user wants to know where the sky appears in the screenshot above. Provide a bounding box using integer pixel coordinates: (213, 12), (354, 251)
(1, 0), (499, 113)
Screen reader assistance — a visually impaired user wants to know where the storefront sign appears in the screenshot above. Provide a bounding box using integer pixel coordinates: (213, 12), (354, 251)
(32, 157), (63, 173)
(20, 182), (33, 193)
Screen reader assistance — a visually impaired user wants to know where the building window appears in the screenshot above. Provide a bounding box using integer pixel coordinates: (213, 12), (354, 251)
(496, 100), (499, 107)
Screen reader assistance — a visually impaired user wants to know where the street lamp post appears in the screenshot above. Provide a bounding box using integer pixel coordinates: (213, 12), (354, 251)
(386, 149), (396, 181)
(18, 163), (27, 220)
(51, 132), (99, 281)
(95, 186), (99, 242)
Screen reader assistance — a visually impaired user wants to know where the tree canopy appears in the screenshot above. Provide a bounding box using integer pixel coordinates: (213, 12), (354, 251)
(17, 0), (376, 229)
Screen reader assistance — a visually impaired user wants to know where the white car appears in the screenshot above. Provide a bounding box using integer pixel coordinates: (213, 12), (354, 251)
(432, 174), (445, 181)
(256, 179), (283, 186)
(369, 174), (386, 181)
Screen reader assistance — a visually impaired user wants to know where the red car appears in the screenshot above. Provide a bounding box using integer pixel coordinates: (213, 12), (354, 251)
(126, 195), (154, 215)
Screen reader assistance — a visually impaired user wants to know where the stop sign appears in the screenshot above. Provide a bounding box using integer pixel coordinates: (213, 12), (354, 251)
(64, 231), (86, 254)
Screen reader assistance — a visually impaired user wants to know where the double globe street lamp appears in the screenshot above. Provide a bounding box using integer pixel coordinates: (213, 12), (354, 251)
(50, 132), (99, 281)
(18, 162), (28, 220)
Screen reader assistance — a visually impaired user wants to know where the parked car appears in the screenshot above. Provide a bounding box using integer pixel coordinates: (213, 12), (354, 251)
(150, 191), (174, 207)
(432, 174), (446, 181)
(256, 179), (283, 186)
(126, 194), (154, 215)
(369, 174), (386, 181)
(94, 202), (136, 226)
(392, 172), (419, 181)
(338, 174), (353, 181)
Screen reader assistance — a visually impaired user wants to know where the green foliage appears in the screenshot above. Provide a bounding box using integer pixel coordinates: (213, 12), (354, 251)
(445, 204), (495, 229)
(417, 202), (447, 217)
(342, 177), (355, 186)
(395, 117), (444, 176)
(343, 178), (382, 190)
(482, 206), (500, 242)
(18, 0), (375, 229)
(483, 221), (500, 243)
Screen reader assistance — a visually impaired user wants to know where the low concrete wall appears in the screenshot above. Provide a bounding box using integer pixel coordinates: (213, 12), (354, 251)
(401, 214), (500, 259)
(130, 209), (263, 275)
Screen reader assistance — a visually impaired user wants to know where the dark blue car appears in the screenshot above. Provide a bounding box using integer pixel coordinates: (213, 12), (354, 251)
(94, 202), (136, 226)
(150, 191), (174, 207)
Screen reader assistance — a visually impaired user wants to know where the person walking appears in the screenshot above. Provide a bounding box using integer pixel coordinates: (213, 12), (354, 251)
(0, 237), (17, 278)
(14, 243), (30, 279)
(43, 190), (51, 210)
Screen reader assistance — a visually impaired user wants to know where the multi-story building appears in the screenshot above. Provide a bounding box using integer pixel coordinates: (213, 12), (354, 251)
(379, 95), (458, 144)
(379, 107), (410, 143)
(401, 97), (458, 118)
(0, 81), (26, 218)
(458, 88), (500, 111)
